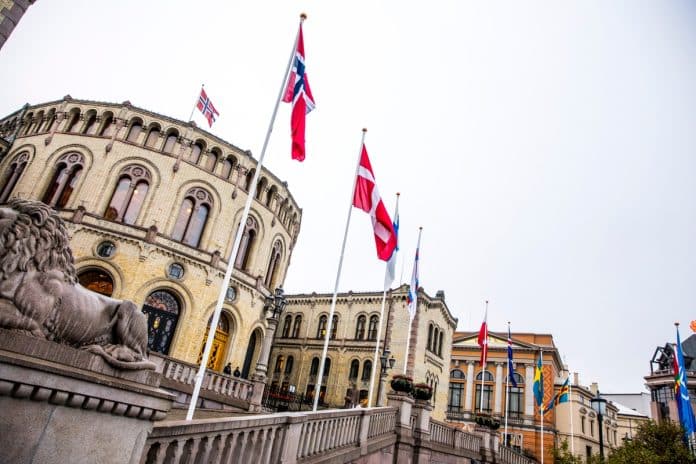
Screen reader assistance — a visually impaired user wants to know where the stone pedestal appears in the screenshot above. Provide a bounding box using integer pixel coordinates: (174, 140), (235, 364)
(0, 330), (173, 464)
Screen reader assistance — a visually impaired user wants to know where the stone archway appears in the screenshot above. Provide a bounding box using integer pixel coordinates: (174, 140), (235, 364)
(78, 268), (114, 297)
(241, 328), (263, 379)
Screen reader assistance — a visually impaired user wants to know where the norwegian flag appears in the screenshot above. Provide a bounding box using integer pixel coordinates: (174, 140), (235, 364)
(282, 23), (315, 161)
(196, 88), (220, 128)
(478, 305), (488, 366)
(353, 144), (397, 261)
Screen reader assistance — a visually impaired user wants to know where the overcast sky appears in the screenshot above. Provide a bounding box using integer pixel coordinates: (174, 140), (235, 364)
(2, 1), (695, 394)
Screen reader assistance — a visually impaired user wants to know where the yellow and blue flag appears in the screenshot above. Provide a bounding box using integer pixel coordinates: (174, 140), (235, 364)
(533, 355), (543, 407)
(674, 325), (696, 437)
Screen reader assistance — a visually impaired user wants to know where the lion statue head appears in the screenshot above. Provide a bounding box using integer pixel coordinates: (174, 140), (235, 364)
(0, 198), (76, 284)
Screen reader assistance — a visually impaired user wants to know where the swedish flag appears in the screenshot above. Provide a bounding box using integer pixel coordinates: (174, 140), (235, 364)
(533, 355), (544, 407)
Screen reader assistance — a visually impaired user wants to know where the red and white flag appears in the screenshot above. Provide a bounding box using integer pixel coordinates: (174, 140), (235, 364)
(282, 23), (315, 162)
(477, 306), (488, 366)
(353, 144), (397, 261)
(196, 88), (220, 128)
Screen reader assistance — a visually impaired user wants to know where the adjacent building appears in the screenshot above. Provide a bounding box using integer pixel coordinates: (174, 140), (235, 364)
(0, 0), (35, 51)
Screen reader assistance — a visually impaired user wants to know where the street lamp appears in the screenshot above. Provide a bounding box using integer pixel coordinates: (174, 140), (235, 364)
(375, 348), (396, 406)
(590, 391), (607, 462)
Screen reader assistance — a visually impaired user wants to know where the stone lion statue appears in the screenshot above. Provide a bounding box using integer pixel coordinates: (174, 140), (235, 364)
(0, 198), (155, 370)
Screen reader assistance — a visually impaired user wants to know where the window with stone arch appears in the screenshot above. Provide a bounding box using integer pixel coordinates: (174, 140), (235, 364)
(221, 156), (236, 180)
(331, 315), (338, 340)
(438, 331), (444, 356)
(188, 140), (204, 164)
(284, 355), (294, 375)
(281, 314), (292, 338)
(162, 129), (178, 154)
(234, 215), (258, 270)
(83, 110), (98, 135)
(144, 124), (161, 149)
(355, 315), (366, 340)
(475, 370), (495, 413)
(367, 315), (379, 341)
(266, 185), (277, 209)
(0, 152), (29, 203)
(291, 315), (302, 338)
(256, 177), (267, 200)
(244, 169), (255, 192)
(264, 240), (283, 289)
(171, 187), (213, 247)
(427, 323), (434, 351)
(349, 359), (359, 381)
(64, 109), (81, 133)
(21, 112), (34, 135)
(361, 360), (372, 381)
(141, 289), (181, 355)
(42, 152), (84, 208)
(99, 112), (115, 137)
(316, 315), (327, 339)
(125, 118), (143, 143)
(205, 148), (221, 172)
(448, 370), (465, 413)
(104, 165), (151, 224)
(43, 109), (56, 133)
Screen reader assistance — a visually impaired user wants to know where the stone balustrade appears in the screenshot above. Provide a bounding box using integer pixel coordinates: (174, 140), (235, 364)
(140, 406), (398, 464)
(150, 352), (255, 405)
(499, 445), (538, 464)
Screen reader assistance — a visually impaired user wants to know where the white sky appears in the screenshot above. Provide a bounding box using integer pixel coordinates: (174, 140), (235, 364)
(1, 1), (695, 394)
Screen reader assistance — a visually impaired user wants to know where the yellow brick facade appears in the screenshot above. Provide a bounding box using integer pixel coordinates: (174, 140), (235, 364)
(0, 97), (301, 376)
(268, 285), (457, 421)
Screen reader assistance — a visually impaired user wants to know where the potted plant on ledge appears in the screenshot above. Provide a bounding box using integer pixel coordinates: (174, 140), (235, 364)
(412, 383), (433, 401)
(390, 374), (413, 394)
(473, 413), (501, 430)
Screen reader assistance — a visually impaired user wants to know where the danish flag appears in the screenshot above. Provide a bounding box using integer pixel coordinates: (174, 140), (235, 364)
(196, 88), (220, 128)
(282, 23), (315, 161)
(352, 144), (397, 261)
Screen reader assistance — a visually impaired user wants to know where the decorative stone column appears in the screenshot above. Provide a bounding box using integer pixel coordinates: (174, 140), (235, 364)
(464, 360), (475, 411)
(387, 391), (415, 464)
(253, 317), (279, 382)
(494, 362), (503, 414)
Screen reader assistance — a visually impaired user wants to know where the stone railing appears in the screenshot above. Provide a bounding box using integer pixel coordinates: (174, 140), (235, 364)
(499, 445), (538, 464)
(430, 418), (482, 454)
(140, 407), (397, 464)
(150, 353), (255, 404)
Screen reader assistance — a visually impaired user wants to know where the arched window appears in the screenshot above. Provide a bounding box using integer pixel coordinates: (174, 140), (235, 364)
(104, 165), (151, 224)
(361, 360), (372, 381)
(256, 177), (267, 200)
(141, 289), (181, 355)
(42, 152), (84, 208)
(285, 356), (294, 375)
(451, 369), (465, 379)
(77, 268), (114, 297)
(323, 358), (331, 377)
(331, 315), (338, 340)
(438, 332), (444, 356)
(0, 152), (29, 203)
(349, 359), (359, 380)
(427, 324), (434, 351)
(205, 149), (220, 171)
(264, 241), (283, 289)
(22, 112), (34, 135)
(99, 113), (114, 137)
(266, 185), (277, 208)
(448, 381), (464, 414)
(43, 109), (56, 133)
(355, 315), (366, 340)
(281, 314), (292, 338)
(475, 370), (494, 413)
(291, 315), (302, 338)
(234, 216), (258, 270)
(83, 112), (98, 135)
(188, 141), (203, 163)
(171, 187), (213, 247)
(367, 315), (379, 341)
(126, 119), (142, 143)
(244, 169), (255, 192)
(221, 157), (234, 179)
(274, 355), (284, 373)
(65, 110), (81, 133)
(316, 315), (327, 339)
(162, 130), (178, 154)
(309, 357), (319, 376)
(508, 373), (525, 417)
(144, 125), (160, 148)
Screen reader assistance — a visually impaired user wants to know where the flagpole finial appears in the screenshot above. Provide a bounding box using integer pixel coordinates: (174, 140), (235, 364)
(419, 226), (423, 230)
(396, 192), (400, 196)
(362, 127), (367, 133)
(300, 13), (307, 21)
(676, 322), (680, 327)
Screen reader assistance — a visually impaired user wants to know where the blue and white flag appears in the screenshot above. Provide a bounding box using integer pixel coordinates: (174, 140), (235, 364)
(507, 324), (517, 387)
(384, 195), (400, 290)
(407, 229), (422, 320)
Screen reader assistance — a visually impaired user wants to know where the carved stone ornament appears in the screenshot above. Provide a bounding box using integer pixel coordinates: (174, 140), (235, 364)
(0, 199), (156, 370)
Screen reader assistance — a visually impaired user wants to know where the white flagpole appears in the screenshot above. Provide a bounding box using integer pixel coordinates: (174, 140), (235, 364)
(312, 128), (366, 411)
(188, 84), (203, 123)
(540, 347), (544, 464)
(479, 300), (488, 413)
(185, 15), (304, 421)
(569, 375), (575, 455)
(403, 227), (422, 374)
(504, 321), (511, 445)
(367, 193), (399, 407)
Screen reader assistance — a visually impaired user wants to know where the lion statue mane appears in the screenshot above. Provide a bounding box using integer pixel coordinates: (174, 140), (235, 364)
(0, 198), (155, 370)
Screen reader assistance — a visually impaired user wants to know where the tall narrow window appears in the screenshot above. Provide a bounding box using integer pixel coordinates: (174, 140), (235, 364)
(162, 131), (178, 154)
(331, 315), (338, 340)
(99, 114), (114, 136)
(264, 241), (283, 288)
(221, 158), (234, 179)
(355, 315), (366, 340)
(126, 120), (142, 142)
(256, 178), (267, 200)
(145, 126), (160, 148)
(427, 324), (434, 351)
(367, 315), (379, 341)
(22, 113), (34, 135)
(171, 187), (213, 248)
(244, 169), (254, 192)
(508, 373), (525, 417)
(83, 113), (98, 135)
(189, 142), (203, 163)
(309, 357), (319, 376)
(0, 152), (29, 203)
(438, 332), (444, 356)
(44, 109), (56, 133)
(323, 358), (331, 377)
(42, 152), (84, 208)
(205, 150), (219, 171)
(281, 315), (292, 338)
(349, 360), (359, 380)
(475, 370), (494, 413)
(234, 216), (258, 270)
(361, 360), (372, 381)
(292, 315), (302, 338)
(65, 110), (81, 132)
(316, 315), (327, 339)
(266, 185), (277, 208)
(104, 165), (151, 224)
(285, 356), (294, 375)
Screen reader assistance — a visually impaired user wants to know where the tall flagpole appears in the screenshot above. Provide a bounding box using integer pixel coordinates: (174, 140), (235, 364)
(479, 300), (488, 413)
(504, 321), (511, 445)
(185, 15), (305, 421)
(403, 227), (422, 374)
(569, 374), (575, 455)
(540, 347), (544, 464)
(368, 193), (399, 407)
(188, 84), (203, 122)
(312, 128), (366, 411)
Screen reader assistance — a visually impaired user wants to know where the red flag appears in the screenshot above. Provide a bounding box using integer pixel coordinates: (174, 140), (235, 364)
(478, 311), (488, 366)
(353, 144), (397, 261)
(196, 88), (220, 128)
(283, 24), (315, 162)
